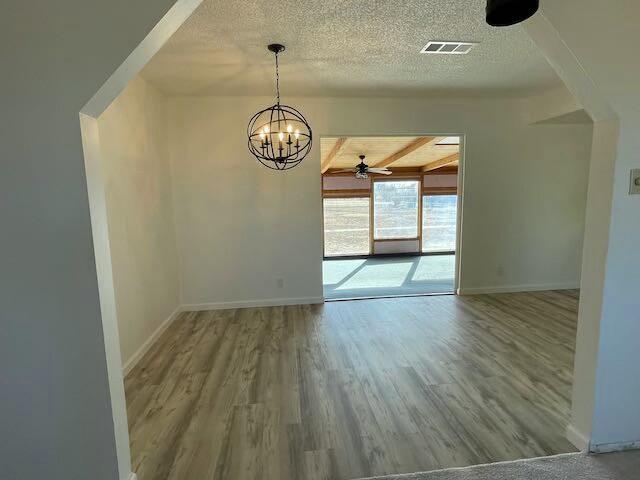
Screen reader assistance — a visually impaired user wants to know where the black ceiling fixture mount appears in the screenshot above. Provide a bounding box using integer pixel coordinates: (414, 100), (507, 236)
(486, 0), (539, 27)
(247, 44), (312, 171)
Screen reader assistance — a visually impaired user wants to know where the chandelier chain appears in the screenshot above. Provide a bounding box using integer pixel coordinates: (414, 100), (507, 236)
(274, 51), (280, 104)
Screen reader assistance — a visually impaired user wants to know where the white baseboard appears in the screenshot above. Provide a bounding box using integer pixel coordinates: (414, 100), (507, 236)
(182, 296), (324, 312)
(590, 439), (640, 454)
(122, 306), (182, 375)
(458, 282), (579, 295)
(566, 424), (590, 451)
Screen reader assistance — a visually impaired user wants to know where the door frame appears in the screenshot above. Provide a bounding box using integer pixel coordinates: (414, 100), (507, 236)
(319, 133), (466, 298)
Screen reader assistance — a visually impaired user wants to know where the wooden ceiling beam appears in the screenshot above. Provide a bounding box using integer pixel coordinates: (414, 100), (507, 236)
(421, 152), (459, 172)
(423, 165), (458, 175)
(371, 136), (444, 169)
(320, 137), (348, 173)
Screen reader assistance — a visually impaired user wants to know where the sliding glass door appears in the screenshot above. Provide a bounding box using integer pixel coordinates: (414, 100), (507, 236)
(422, 194), (457, 253)
(322, 180), (458, 257)
(323, 197), (370, 257)
(373, 180), (420, 240)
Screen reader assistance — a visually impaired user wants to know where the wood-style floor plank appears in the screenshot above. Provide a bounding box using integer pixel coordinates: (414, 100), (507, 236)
(125, 290), (579, 480)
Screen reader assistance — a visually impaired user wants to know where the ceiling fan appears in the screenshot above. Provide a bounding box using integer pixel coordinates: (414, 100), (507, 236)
(332, 155), (392, 179)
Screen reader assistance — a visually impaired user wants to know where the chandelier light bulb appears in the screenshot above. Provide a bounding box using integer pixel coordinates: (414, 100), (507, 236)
(263, 125), (269, 133)
(294, 129), (300, 139)
(287, 124), (293, 133)
(278, 132), (284, 141)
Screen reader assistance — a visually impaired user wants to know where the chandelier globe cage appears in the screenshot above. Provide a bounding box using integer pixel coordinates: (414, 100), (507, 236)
(247, 44), (312, 170)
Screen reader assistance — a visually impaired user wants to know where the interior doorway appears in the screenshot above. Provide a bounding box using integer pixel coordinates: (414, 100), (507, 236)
(321, 135), (462, 300)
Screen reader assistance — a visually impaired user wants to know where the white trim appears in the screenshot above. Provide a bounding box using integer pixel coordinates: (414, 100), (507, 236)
(454, 134), (465, 293)
(458, 282), (579, 295)
(127, 473), (138, 480)
(182, 296), (324, 312)
(80, 115), (132, 478)
(566, 424), (590, 451)
(590, 440), (640, 454)
(122, 306), (182, 375)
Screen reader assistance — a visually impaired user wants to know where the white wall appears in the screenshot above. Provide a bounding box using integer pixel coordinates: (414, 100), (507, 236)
(527, 0), (640, 451)
(167, 95), (593, 306)
(0, 1), (187, 479)
(97, 76), (181, 368)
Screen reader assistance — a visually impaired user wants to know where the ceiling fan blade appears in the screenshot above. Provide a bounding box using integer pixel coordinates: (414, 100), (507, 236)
(368, 168), (392, 175)
(331, 169), (356, 173)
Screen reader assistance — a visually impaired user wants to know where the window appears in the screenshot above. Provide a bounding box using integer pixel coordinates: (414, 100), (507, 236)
(373, 180), (420, 239)
(422, 194), (457, 252)
(323, 197), (370, 257)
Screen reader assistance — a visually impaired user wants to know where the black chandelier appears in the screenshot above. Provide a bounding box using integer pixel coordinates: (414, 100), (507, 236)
(247, 44), (312, 170)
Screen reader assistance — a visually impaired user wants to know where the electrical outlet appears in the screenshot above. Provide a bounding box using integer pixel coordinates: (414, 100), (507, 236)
(630, 169), (640, 195)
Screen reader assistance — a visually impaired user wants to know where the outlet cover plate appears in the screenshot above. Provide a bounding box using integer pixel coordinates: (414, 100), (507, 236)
(630, 169), (640, 195)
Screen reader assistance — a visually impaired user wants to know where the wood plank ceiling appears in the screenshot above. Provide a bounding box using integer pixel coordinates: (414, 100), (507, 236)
(320, 136), (460, 174)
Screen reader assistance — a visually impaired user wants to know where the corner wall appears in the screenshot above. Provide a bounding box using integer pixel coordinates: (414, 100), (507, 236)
(167, 95), (593, 306)
(0, 1), (202, 478)
(528, 0), (640, 452)
(97, 76), (181, 369)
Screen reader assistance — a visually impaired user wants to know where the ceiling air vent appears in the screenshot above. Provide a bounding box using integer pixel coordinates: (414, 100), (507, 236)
(420, 41), (477, 55)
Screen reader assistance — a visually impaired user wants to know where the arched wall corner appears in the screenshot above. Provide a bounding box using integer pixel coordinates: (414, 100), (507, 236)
(522, 12), (616, 123)
(78, 1), (203, 479)
(522, 10), (619, 453)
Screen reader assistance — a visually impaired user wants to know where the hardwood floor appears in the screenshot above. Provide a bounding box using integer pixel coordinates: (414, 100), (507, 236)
(125, 290), (579, 480)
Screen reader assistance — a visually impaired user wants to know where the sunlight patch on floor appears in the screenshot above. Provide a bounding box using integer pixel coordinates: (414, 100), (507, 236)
(336, 261), (414, 290)
(412, 255), (456, 282)
(322, 259), (366, 285)
(323, 254), (455, 299)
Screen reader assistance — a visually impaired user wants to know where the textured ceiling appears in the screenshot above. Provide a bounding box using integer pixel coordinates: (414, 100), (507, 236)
(142, 0), (561, 97)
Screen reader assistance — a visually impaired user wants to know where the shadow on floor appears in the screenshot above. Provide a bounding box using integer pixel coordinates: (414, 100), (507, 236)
(323, 254), (455, 300)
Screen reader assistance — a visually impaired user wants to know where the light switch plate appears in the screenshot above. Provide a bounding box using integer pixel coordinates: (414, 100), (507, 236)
(630, 169), (640, 195)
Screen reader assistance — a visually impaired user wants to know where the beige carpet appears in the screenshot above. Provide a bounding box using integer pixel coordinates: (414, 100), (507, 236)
(358, 452), (640, 480)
